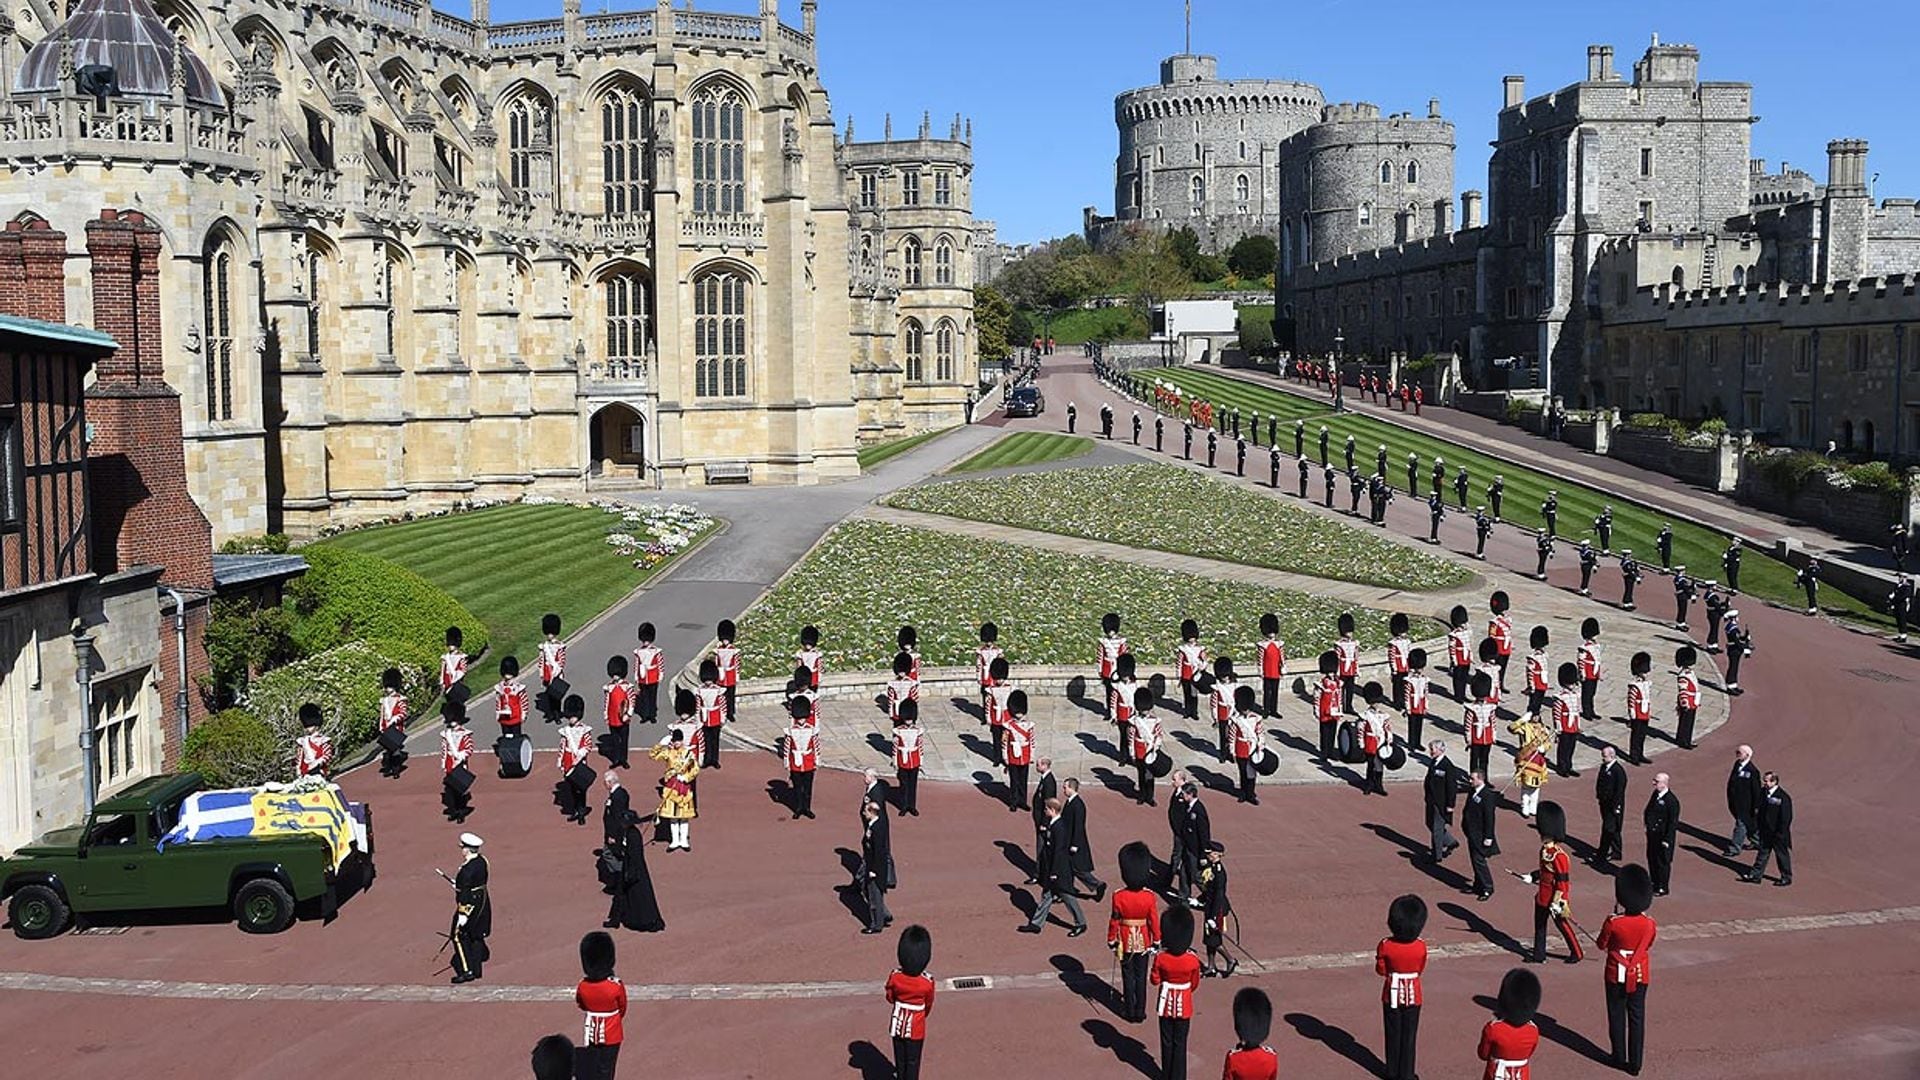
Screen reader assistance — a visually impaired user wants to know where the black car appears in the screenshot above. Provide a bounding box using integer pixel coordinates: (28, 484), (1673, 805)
(1005, 386), (1046, 417)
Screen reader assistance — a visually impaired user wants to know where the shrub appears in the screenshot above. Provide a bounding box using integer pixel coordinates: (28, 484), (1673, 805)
(180, 709), (281, 788)
(1401, 354), (1438, 377)
(1227, 235), (1277, 278)
(1841, 460), (1906, 497)
(1236, 310), (1275, 356)
(1697, 417), (1729, 439)
(248, 639), (436, 751)
(1623, 413), (1690, 437)
(286, 546), (487, 662)
(1751, 449), (1835, 496)
(1504, 399), (1541, 424)
(219, 534), (292, 555)
(201, 598), (301, 711)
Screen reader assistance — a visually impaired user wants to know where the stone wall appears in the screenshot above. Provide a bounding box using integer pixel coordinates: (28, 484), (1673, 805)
(1608, 427), (1731, 490)
(1737, 465), (1905, 544)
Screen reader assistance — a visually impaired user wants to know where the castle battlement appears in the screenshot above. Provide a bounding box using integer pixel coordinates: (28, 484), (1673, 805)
(1619, 274), (1920, 319)
(1293, 228), (1485, 287)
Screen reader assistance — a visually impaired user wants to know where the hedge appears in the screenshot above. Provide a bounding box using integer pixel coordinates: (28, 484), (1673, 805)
(286, 546), (488, 663)
(249, 639), (438, 752)
(179, 709), (281, 788)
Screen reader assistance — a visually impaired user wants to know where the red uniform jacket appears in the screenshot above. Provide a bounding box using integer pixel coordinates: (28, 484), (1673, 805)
(1596, 912), (1657, 991)
(1110, 678), (1139, 726)
(1478, 663), (1503, 705)
(713, 644), (741, 688)
(886, 677), (919, 722)
(1578, 641), (1603, 682)
(1448, 628), (1472, 669)
(1375, 937), (1427, 1007)
(785, 724), (818, 772)
(1209, 678), (1237, 724)
(1257, 638), (1285, 679)
(885, 971), (935, 1040)
(1478, 1019), (1539, 1080)
(1676, 670), (1700, 711)
(1552, 690), (1581, 735)
(1405, 673), (1431, 715)
(379, 691), (409, 732)
(495, 680), (529, 729)
(575, 977), (627, 1046)
(632, 645), (664, 686)
(440, 649), (469, 691)
(603, 680), (630, 729)
(1535, 842), (1572, 908)
(1525, 652), (1550, 693)
(1360, 709), (1392, 755)
(795, 648), (823, 688)
(1003, 715), (1035, 767)
(295, 733), (332, 777)
(695, 684), (727, 729)
(1490, 614), (1514, 657)
(1336, 639), (1359, 678)
(986, 684), (1014, 729)
(1316, 675), (1341, 723)
(975, 644), (1003, 687)
(1150, 950), (1203, 1018)
(894, 726), (924, 771)
(441, 727), (474, 774)
(1387, 638), (1410, 675)
(1107, 888), (1161, 953)
(1230, 711), (1262, 760)
(1131, 712), (1162, 763)
(1177, 642), (1207, 682)
(1465, 702), (1497, 746)
(1222, 1046), (1279, 1080)
(1097, 635), (1128, 681)
(558, 722), (594, 773)
(537, 640), (567, 685)
(1626, 679), (1652, 723)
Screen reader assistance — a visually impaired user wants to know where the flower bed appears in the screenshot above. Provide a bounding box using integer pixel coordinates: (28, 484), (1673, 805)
(604, 502), (715, 570)
(733, 520), (1409, 679)
(885, 463), (1469, 591)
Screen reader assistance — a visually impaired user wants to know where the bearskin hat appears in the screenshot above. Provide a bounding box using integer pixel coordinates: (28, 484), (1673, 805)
(1497, 967), (1542, 1026)
(1363, 681), (1384, 705)
(1318, 650), (1339, 675)
(800, 625), (820, 648)
(1557, 661), (1580, 689)
(1630, 651), (1652, 677)
(1407, 648), (1428, 671)
(1479, 637), (1500, 664)
(1118, 840), (1155, 891)
(542, 613), (562, 636)
(1581, 617), (1601, 640)
(1133, 686), (1155, 712)
(1490, 590), (1510, 614)
(446, 682), (471, 707)
(896, 924), (932, 977)
(1615, 864), (1655, 916)
(1529, 625), (1550, 650)
(673, 688), (696, 718)
(1470, 670), (1494, 700)
(898, 626), (918, 650)
(1338, 612), (1356, 636)
(298, 702), (323, 728)
(1161, 903), (1196, 955)
(1676, 645), (1697, 667)
(500, 655), (520, 679)
(980, 621), (1000, 644)
(1214, 656), (1234, 679)
(1450, 605), (1470, 629)
(1102, 612), (1121, 634)
(698, 658), (720, 684)
(607, 655), (629, 679)
(1390, 613), (1410, 636)
(792, 665), (813, 688)
(1388, 894), (1428, 944)
(1260, 612), (1280, 636)
(1535, 800), (1567, 843)
(580, 930), (617, 981)
(531, 1035), (576, 1080)
(637, 621), (656, 643)
(989, 656), (1010, 682)
(788, 696), (813, 721)
(893, 652), (914, 677)
(445, 626), (464, 648)
(897, 699), (918, 724)
(1234, 684), (1258, 711)
(1006, 689), (1029, 716)
(1180, 618), (1200, 640)
(440, 699), (465, 724)
(1116, 653), (1137, 679)
(717, 618), (737, 641)
(563, 693), (587, 720)
(382, 666), (404, 691)
(1233, 987), (1274, 1045)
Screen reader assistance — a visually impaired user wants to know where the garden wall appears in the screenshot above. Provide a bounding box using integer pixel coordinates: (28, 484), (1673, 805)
(1737, 467), (1905, 544)
(1607, 429), (1734, 491)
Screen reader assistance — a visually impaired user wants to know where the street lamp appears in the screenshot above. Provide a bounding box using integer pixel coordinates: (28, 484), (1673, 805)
(73, 619), (97, 815)
(1332, 327), (1347, 413)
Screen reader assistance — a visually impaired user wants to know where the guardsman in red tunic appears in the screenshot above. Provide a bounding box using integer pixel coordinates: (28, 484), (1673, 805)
(1176, 618), (1208, 720)
(1002, 689), (1034, 811)
(1110, 652), (1140, 755)
(1315, 650), (1342, 756)
(574, 931), (626, 1080)
(1489, 591), (1515, 692)
(377, 666), (410, 777)
(1577, 617), (1604, 721)
(493, 656), (528, 737)
(885, 925), (935, 1080)
(1098, 612), (1129, 722)
(1446, 605), (1473, 701)
(537, 612), (567, 688)
(1523, 626), (1552, 719)
(1625, 651), (1654, 765)
(1358, 682), (1394, 796)
(712, 619), (742, 722)
(601, 655), (632, 768)
(985, 657), (1014, 767)
(1674, 645), (1701, 750)
(1476, 638), (1504, 708)
(1208, 657), (1239, 760)
(1377, 894), (1429, 1080)
(785, 664), (820, 727)
(897, 625), (921, 686)
(1256, 612), (1285, 716)
(440, 626), (469, 693)
(886, 652), (920, 727)
(1465, 671), (1498, 778)
(1229, 685), (1264, 805)
(1108, 842), (1163, 1023)
(1552, 662), (1583, 777)
(557, 695), (595, 823)
(794, 624), (824, 690)
(1519, 801), (1584, 964)
(669, 687), (705, 768)
(1131, 688), (1164, 806)
(1597, 864), (1657, 1075)
(1150, 905), (1204, 1080)
(975, 621), (1004, 713)
(784, 696), (819, 820)
(1478, 968), (1542, 1080)
(1404, 648), (1431, 749)
(1224, 988), (1278, 1080)
(894, 699), (924, 817)
(1335, 612), (1361, 713)
(294, 703), (332, 778)
(632, 622), (663, 724)
(1386, 613), (1412, 710)
(693, 659), (726, 770)
(440, 701), (476, 822)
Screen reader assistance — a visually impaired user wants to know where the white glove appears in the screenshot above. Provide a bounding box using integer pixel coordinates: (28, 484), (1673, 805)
(457, 914), (468, 928)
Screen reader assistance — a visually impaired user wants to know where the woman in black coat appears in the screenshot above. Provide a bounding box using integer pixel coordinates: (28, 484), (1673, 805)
(603, 819), (665, 932)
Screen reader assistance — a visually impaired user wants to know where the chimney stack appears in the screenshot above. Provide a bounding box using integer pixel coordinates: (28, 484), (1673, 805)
(1503, 75), (1526, 108)
(1825, 139), (1869, 196)
(1427, 97), (1440, 119)
(1462, 190), (1484, 229)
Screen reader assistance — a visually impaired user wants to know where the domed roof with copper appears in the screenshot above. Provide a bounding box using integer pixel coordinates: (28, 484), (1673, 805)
(14, 0), (221, 106)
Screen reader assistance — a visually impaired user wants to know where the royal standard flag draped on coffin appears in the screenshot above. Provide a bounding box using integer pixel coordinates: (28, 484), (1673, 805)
(161, 786), (355, 869)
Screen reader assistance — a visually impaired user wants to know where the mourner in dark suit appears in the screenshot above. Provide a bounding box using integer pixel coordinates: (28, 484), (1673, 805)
(1177, 783), (1212, 899)
(1022, 798), (1087, 935)
(1723, 745), (1764, 856)
(1462, 771), (1500, 900)
(1423, 742), (1462, 861)
(449, 833), (492, 984)
(1026, 760), (1058, 885)
(1744, 773), (1794, 886)
(859, 798), (893, 934)
(1643, 773), (1681, 896)
(1062, 778), (1106, 900)
(1593, 746), (1628, 864)
(861, 768), (890, 819)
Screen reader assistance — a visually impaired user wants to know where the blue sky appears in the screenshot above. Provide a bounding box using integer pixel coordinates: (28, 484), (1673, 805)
(482, 0), (1918, 244)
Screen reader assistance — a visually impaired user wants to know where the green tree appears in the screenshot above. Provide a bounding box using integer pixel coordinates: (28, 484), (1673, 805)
(201, 598), (301, 711)
(1228, 235), (1277, 278)
(974, 285), (1013, 364)
(1008, 308), (1035, 349)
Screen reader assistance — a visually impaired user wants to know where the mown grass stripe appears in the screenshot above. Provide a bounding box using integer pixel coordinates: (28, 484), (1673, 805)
(950, 432), (1092, 473)
(858, 426), (956, 470)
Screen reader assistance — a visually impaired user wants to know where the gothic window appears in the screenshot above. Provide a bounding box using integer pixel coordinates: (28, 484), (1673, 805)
(203, 240), (236, 421)
(1234, 174), (1249, 203)
(1406, 160), (1419, 184)
(373, 123), (405, 180)
(934, 172), (952, 206)
(934, 239), (954, 285)
(860, 172), (877, 208)
(692, 82), (748, 215)
(1529, 149), (1542, 188)
(693, 268), (749, 397)
(1190, 175), (1204, 205)
(902, 236), (923, 286)
(1281, 222), (1293, 274)
(382, 252), (399, 357)
(305, 236), (329, 367)
(935, 320), (956, 382)
(1380, 160), (1393, 184)
(605, 272), (649, 364)
(435, 137), (466, 187)
(1640, 147), (1654, 177)
(1299, 213), (1311, 263)
(506, 94), (553, 195)
(1238, 141), (1247, 160)
(602, 86), (647, 215)
(1732, 265), (1747, 286)
(902, 171), (921, 206)
(1359, 202), (1373, 226)
(902, 318), (924, 382)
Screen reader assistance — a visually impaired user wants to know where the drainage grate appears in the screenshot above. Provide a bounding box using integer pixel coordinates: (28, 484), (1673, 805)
(675, 621), (704, 630)
(75, 925), (130, 936)
(1846, 668), (1911, 684)
(945, 976), (991, 991)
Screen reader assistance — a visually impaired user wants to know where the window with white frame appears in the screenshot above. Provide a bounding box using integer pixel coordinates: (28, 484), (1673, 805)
(1358, 202), (1372, 225)
(604, 272), (648, 366)
(601, 86), (647, 215)
(1, 407), (22, 532)
(859, 172), (877, 208)
(902, 236), (923, 285)
(902, 170), (921, 206)
(935, 320), (956, 381)
(902, 318), (924, 381)
(933, 172), (952, 206)
(90, 671), (149, 795)
(691, 82), (748, 216)
(934, 239), (954, 285)
(693, 268), (748, 397)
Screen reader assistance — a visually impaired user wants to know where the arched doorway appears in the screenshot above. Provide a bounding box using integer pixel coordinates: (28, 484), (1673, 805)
(589, 403), (647, 479)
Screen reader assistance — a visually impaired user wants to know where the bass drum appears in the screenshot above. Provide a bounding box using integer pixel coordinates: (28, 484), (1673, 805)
(1252, 746), (1281, 776)
(495, 733), (534, 779)
(1147, 750), (1175, 778)
(565, 762), (595, 793)
(1380, 740), (1409, 772)
(444, 763), (476, 796)
(1335, 721), (1363, 764)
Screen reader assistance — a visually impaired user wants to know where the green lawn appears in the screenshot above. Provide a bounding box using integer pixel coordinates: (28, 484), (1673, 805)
(316, 503), (714, 675)
(858, 426), (956, 470)
(950, 432), (1093, 472)
(733, 520), (1411, 679)
(890, 463), (1470, 591)
(1145, 366), (1888, 625)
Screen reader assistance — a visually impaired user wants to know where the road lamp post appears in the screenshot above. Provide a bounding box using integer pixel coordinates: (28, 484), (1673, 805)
(74, 619), (97, 815)
(1332, 327), (1347, 413)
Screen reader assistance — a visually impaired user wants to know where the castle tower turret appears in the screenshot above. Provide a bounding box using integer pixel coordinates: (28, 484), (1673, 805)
(1820, 139), (1871, 282)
